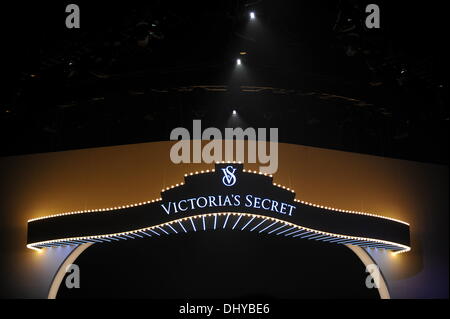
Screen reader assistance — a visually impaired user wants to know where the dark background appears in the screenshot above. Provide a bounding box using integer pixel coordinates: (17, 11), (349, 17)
(1, 0), (448, 163)
(57, 230), (379, 299)
(0, 0), (447, 299)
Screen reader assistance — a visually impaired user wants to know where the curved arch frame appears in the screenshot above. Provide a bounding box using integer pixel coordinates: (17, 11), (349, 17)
(30, 163), (407, 298)
(28, 211), (410, 253)
(27, 163), (411, 254)
(47, 243), (93, 299)
(44, 221), (391, 299)
(346, 244), (390, 299)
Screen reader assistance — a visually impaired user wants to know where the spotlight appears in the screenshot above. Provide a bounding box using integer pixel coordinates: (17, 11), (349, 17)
(236, 58), (242, 66)
(250, 11), (255, 20)
(232, 110), (237, 115)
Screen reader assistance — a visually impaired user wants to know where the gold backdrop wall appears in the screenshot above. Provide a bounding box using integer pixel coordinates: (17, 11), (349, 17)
(0, 141), (447, 298)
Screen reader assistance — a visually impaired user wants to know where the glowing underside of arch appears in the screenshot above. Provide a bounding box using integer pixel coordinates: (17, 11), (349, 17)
(27, 212), (410, 255)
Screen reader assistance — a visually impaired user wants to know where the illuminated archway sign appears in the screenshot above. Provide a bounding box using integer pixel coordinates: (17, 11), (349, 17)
(27, 163), (410, 298)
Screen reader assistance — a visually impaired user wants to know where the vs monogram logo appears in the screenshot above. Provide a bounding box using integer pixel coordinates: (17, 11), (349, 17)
(221, 165), (237, 187)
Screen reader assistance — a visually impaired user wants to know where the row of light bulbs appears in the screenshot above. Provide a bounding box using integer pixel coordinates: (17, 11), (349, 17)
(293, 199), (409, 226)
(170, 163), (409, 225)
(27, 212), (410, 255)
(28, 162), (409, 238)
(28, 197), (163, 222)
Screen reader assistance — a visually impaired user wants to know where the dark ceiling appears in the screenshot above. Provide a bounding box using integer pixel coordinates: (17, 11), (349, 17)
(1, 0), (448, 164)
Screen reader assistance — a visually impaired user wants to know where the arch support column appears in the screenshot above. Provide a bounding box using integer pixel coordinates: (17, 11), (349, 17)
(27, 243), (94, 299)
(346, 244), (391, 299)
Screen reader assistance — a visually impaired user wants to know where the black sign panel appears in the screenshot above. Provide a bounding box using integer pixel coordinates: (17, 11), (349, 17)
(27, 163), (410, 252)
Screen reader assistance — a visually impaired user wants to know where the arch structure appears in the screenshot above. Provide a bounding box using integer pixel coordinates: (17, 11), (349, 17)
(26, 163), (410, 299)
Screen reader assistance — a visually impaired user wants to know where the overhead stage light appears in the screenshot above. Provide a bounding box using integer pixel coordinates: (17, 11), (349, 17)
(236, 58), (242, 66)
(250, 12), (255, 20)
(232, 110), (237, 115)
